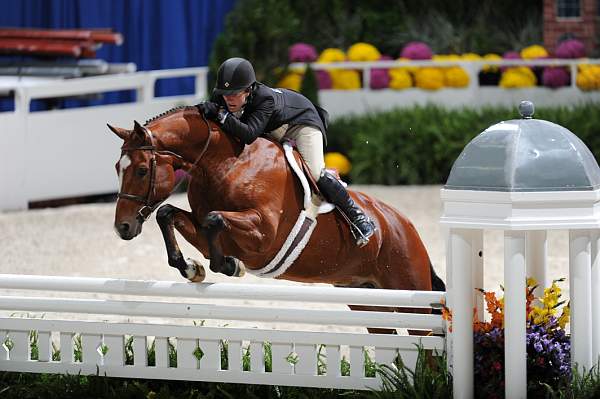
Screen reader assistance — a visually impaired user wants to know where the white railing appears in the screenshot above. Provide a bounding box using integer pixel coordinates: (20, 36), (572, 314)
(289, 59), (600, 117)
(0, 274), (446, 391)
(0, 67), (208, 211)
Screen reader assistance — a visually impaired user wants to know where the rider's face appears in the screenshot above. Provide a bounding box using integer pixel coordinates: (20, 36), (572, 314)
(223, 90), (249, 113)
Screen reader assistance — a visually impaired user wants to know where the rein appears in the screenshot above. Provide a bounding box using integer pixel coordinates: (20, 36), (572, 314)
(117, 112), (213, 223)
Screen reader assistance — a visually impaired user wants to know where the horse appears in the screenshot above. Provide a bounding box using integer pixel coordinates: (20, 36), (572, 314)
(108, 106), (444, 333)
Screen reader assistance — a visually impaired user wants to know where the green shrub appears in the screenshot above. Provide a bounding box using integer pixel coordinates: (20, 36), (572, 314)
(326, 104), (600, 185)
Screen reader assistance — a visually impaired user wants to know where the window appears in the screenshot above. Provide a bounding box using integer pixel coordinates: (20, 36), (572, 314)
(557, 0), (581, 18)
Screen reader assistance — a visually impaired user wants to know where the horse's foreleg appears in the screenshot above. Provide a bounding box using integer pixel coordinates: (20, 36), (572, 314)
(156, 204), (206, 282)
(201, 209), (269, 277)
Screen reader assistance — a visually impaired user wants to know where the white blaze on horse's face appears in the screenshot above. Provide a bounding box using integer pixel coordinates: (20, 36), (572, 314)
(118, 154), (132, 190)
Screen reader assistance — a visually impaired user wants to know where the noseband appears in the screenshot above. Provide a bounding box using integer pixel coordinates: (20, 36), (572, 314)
(117, 114), (213, 223)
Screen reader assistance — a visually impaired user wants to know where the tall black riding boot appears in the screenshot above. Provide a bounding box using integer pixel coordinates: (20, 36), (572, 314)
(317, 170), (375, 247)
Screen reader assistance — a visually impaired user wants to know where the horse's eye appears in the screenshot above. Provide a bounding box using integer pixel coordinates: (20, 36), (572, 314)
(136, 167), (149, 177)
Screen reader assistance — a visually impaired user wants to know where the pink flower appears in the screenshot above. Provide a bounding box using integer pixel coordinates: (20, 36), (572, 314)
(370, 55), (392, 89)
(542, 67), (570, 88)
(316, 70), (332, 89)
(289, 43), (318, 62)
(400, 41), (433, 60)
(555, 39), (586, 59)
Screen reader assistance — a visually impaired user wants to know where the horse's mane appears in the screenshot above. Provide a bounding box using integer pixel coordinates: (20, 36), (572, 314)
(144, 105), (199, 127)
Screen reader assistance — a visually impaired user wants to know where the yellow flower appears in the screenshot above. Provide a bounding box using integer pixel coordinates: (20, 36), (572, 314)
(330, 69), (361, 90)
(324, 152), (352, 175)
(526, 277), (537, 287)
(317, 48), (346, 63)
(432, 54), (461, 62)
(389, 68), (412, 89)
(396, 57), (419, 74)
(499, 67), (537, 88)
(558, 304), (570, 329)
(576, 65), (600, 90)
(347, 42), (381, 62)
(461, 53), (482, 61)
(521, 44), (549, 60)
(444, 66), (469, 87)
(414, 67), (445, 90)
(482, 53), (503, 72)
(276, 72), (303, 91)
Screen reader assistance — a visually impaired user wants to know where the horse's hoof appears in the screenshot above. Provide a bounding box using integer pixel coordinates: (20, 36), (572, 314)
(185, 258), (206, 283)
(225, 256), (246, 277)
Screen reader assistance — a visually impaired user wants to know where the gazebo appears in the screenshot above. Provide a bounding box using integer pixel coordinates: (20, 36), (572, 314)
(440, 101), (600, 398)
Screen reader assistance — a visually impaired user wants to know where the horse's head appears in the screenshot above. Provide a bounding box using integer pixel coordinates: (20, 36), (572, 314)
(108, 120), (181, 240)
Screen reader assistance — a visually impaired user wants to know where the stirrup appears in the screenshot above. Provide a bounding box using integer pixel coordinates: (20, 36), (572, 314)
(340, 211), (375, 247)
(353, 223), (375, 247)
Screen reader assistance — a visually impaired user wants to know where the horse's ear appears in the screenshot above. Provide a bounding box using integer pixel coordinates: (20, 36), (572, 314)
(107, 124), (129, 140)
(133, 120), (145, 133)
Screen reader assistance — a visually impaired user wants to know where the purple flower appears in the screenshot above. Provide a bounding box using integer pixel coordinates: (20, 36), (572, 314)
(543, 67), (570, 88)
(555, 39), (586, 59)
(289, 43), (318, 62)
(316, 70), (332, 89)
(400, 41), (433, 60)
(534, 341), (543, 352)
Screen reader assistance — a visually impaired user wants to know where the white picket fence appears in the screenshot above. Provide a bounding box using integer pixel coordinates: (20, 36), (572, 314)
(0, 274), (445, 390)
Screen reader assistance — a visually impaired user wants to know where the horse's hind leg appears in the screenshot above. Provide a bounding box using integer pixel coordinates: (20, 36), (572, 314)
(156, 204), (206, 282)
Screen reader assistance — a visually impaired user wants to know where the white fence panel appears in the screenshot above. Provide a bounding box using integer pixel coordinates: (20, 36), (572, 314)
(0, 274), (446, 391)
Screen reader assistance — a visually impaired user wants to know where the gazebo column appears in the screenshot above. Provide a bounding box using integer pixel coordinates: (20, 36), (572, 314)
(569, 229), (593, 371)
(504, 230), (527, 399)
(472, 231), (484, 322)
(592, 231), (600, 365)
(526, 230), (548, 299)
(448, 228), (475, 399)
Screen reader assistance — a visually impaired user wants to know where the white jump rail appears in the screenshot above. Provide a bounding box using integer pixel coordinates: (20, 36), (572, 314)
(0, 274), (446, 391)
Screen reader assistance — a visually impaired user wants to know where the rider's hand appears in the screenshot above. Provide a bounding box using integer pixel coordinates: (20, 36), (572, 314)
(197, 101), (220, 121)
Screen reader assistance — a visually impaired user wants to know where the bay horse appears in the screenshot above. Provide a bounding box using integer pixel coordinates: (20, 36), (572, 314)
(108, 106), (444, 332)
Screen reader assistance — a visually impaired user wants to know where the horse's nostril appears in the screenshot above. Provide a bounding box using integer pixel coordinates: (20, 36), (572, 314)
(118, 222), (130, 235)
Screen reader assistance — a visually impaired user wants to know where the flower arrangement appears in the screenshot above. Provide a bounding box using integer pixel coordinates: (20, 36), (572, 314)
(388, 64), (413, 90)
(576, 64), (600, 91)
(288, 43), (318, 62)
(543, 67), (570, 88)
(443, 278), (571, 398)
(555, 39), (586, 59)
(347, 42), (381, 62)
(520, 45), (549, 60)
(316, 48), (361, 90)
(317, 48), (346, 63)
(370, 55), (392, 90)
(324, 152), (352, 175)
(276, 71), (303, 91)
(400, 41), (433, 60)
(444, 66), (469, 87)
(499, 66), (537, 88)
(414, 67), (444, 90)
(554, 39), (585, 58)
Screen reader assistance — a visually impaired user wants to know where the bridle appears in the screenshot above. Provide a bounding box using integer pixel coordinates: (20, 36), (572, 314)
(117, 113), (213, 223)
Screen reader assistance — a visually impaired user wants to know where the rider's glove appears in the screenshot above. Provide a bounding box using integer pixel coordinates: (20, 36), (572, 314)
(197, 101), (220, 121)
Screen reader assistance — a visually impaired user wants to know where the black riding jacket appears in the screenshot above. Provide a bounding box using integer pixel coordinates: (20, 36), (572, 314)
(212, 83), (328, 146)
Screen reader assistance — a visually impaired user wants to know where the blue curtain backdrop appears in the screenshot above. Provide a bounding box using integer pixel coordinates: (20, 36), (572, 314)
(0, 0), (236, 108)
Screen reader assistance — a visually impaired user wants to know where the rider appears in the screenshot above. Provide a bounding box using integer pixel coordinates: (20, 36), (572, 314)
(197, 57), (375, 247)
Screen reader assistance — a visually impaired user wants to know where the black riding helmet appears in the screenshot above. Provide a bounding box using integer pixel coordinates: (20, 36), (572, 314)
(214, 57), (256, 96)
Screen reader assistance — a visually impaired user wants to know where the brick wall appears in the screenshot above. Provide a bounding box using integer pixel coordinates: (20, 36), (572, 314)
(543, 0), (597, 54)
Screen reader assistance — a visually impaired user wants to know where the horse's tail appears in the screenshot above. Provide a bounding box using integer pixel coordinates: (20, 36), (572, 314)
(430, 263), (446, 315)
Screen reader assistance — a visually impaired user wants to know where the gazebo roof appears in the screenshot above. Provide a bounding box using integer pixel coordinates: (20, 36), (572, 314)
(445, 102), (600, 192)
